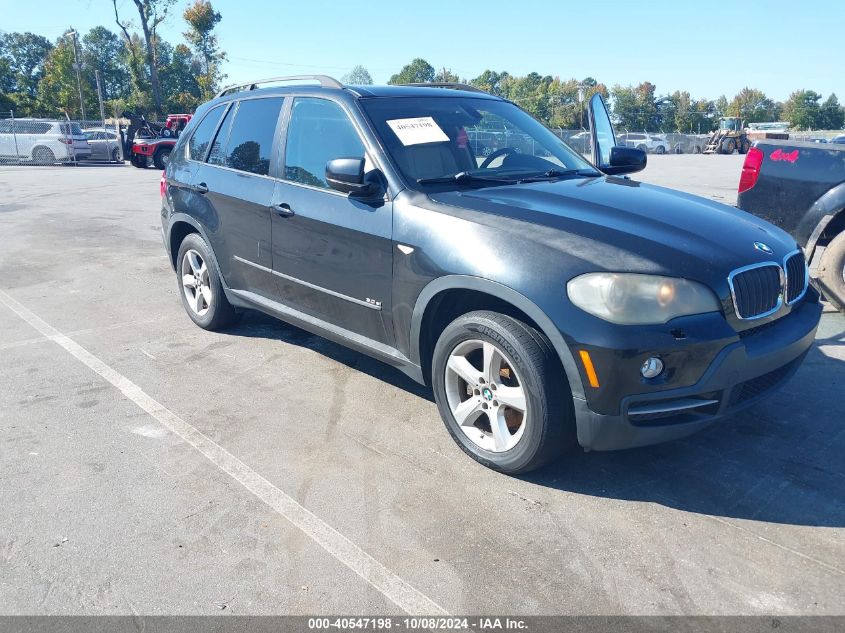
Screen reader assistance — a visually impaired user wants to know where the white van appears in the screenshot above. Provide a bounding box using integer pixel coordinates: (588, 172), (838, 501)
(0, 119), (91, 164)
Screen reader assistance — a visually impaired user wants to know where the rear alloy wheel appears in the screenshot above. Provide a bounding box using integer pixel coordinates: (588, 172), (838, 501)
(33, 147), (55, 165)
(655, 145), (666, 154)
(818, 231), (845, 312)
(432, 311), (574, 474)
(176, 233), (238, 330)
(111, 147), (121, 162)
(153, 147), (171, 170)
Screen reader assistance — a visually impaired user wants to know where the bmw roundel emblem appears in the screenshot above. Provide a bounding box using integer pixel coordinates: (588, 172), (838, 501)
(753, 241), (774, 254)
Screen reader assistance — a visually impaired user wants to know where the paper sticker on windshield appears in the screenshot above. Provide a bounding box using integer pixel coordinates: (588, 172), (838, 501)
(386, 117), (449, 146)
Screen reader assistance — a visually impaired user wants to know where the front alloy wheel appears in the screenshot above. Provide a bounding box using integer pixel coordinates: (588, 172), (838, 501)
(445, 339), (528, 452)
(432, 310), (575, 474)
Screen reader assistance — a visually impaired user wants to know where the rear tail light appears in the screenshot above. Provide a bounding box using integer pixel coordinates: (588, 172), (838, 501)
(160, 171), (168, 198)
(58, 138), (73, 145)
(738, 146), (764, 193)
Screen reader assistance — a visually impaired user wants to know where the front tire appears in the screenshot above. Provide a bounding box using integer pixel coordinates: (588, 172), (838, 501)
(176, 233), (238, 330)
(431, 311), (574, 474)
(655, 145), (666, 154)
(818, 231), (845, 312)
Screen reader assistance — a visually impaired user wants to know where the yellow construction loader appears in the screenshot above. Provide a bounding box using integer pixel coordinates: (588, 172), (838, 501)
(703, 117), (751, 154)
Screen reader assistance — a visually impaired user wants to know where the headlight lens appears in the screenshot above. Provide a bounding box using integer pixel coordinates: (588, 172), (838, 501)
(567, 273), (720, 325)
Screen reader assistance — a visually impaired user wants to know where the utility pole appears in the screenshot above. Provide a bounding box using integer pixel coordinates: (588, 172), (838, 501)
(67, 29), (86, 121)
(94, 70), (106, 123)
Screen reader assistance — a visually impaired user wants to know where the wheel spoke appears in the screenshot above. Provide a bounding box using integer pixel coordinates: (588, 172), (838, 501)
(182, 274), (196, 288)
(192, 288), (204, 313)
(482, 342), (499, 383)
(188, 252), (203, 276)
(490, 410), (512, 451)
(453, 397), (483, 427)
(495, 385), (526, 413)
(199, 285), (213, 305)
(199, 262), (208, 283)
(447, 354), (480, 386)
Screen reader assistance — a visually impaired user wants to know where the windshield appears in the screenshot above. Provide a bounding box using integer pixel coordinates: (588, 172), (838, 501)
(360, 96), (596, 189)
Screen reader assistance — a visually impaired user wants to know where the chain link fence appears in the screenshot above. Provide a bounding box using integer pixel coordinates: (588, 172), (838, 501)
(0, 111), (124, 166)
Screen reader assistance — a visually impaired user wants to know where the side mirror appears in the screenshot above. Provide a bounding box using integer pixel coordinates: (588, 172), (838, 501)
(603, 146), (647, 176)
(326, 157), (380, 196)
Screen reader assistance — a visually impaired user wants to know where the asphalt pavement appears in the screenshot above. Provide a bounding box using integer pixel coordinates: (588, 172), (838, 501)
(0, 157), (843, 615)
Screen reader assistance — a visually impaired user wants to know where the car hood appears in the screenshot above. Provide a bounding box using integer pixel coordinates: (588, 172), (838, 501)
(426, 176), (798, 282)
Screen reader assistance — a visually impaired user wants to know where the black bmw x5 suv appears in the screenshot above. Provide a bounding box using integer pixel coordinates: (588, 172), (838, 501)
(161, 76), (821, 474)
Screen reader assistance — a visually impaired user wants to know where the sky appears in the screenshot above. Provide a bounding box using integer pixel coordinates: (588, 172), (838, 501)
(2, 0), (843, 102)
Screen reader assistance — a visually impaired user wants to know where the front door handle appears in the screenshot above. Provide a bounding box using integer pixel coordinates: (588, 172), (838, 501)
(194, 182), (209, 194)
(273, 202), (295, 217)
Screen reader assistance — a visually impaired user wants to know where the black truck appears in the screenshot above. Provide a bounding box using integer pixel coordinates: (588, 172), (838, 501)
(737, 140), (845, 310)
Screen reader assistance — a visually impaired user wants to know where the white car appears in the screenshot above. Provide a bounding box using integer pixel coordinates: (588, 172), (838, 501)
(0, 118), (91, 164)
(617, 132), (669, 154)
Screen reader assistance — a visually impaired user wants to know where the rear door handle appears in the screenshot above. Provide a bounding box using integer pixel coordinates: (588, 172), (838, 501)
(194, 182), (209, 194)
(273, 202), (295, 217)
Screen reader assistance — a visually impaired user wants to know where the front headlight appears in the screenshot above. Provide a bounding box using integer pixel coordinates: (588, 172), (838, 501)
(566, 273), (720, 325)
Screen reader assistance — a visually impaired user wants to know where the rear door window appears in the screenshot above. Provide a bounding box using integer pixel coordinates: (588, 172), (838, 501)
(188, 105), (227, 162)
(223, 97), (284, 176)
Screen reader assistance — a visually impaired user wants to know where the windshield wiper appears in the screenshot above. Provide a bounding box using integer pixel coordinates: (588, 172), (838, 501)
(515, 168), (600, 182)
(416, 171), (519, 185)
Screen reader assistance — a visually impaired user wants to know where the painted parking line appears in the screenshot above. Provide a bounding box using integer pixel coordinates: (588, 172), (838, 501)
(0, 288), (448, 616)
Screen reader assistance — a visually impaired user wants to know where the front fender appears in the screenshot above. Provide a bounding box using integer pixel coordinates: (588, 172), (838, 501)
(409, 274), (586, 400)
(799, 182), (845, 256)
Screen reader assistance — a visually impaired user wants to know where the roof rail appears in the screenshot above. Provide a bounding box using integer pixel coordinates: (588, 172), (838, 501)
(403, 82), (488, 94)
(215, 75), (343, 98)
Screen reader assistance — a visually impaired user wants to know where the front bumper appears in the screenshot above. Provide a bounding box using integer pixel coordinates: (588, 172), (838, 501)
(572, 291), (822, 450)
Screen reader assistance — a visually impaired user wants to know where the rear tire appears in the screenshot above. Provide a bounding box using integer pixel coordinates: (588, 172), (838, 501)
(111, 147), (121, 162)
(818, 231), (845, 312)
(176, 233), (239, 330)
(33, 147), (55, 165)
(153, 147), (171, 170)
(131, 154), (146, 168)
(722, 138), (736, 154)
(431, 310), (575, 474)
(655, 145), (666, 154)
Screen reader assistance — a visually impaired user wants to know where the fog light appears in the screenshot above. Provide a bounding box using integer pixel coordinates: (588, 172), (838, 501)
(640, 357), (664, 379)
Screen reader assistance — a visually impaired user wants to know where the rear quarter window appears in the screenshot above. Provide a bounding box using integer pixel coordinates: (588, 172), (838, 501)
(188, 105), (227, 162)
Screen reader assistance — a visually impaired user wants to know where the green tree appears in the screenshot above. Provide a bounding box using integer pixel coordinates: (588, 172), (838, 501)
(36, 31), (97, 118)
(388, 58), (435, 84)
(434, 67), (460, 82)
(82, 26), (130, 104)
(113, 0), (176, 114)
(820, 93), (844, 130)
(469, 70), (509, 97)
(0, 32), (53, 113)
(726, 87), (778, 123)
(183, 0), (225, 100)
(161, 43), (202, 111)
(341, 65), (372, 85)
(782, 89), (822, 130)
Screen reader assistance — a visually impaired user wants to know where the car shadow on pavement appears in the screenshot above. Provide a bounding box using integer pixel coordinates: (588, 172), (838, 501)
(525, 325), (845, 527)
(223, 310), (435, 401)
(226, 309), (844, 527)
